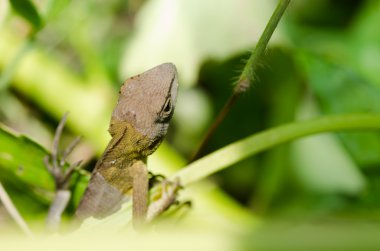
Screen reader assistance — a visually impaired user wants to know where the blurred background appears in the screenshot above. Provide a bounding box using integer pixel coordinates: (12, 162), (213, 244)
(1, 0), (380, 249)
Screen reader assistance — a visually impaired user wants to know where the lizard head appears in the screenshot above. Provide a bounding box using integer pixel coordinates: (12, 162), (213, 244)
(110, 63), (178, 156)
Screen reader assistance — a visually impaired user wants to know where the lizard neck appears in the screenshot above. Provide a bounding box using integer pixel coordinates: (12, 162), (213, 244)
(93, 121), (153, 194)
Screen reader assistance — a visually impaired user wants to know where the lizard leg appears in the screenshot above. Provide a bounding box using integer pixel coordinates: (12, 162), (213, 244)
(132, 160), (149, 228)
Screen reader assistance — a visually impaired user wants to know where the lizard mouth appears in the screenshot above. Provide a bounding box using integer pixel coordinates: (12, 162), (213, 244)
(146, 137), (163, 154)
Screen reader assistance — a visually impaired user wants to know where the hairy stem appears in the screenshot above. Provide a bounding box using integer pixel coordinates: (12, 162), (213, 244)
(236, 0), (291, 91)
(191, 0), (291, 161)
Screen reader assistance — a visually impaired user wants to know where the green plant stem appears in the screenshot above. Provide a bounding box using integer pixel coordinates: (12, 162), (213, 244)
(237, 0), (290, 90)
(0, 38), (34, 91)
(175, 114), (380, 186)
(0, 181), (33, 238)
(190, 0), (291, 161)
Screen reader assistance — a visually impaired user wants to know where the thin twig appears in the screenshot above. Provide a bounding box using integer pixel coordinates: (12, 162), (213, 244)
(43, 155), (53, 173)
(190, 0), (291, 162)
(190, 94), (239, 162)
(63, 160), (83, 185)
(60, 136), (81, 166)
(52, 112), (68, 171)
(0, 181), (33, 237)
(44, 113), (82, 231)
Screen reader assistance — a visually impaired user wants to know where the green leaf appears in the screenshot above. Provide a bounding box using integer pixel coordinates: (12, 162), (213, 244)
(298, 53), (380, 168)
(0, 124), (53, 218)
(0, 124), (53, 191)
(0, 124), (89, 207)
(9, 0), (43, 30)
(44, 0), (71, 21)
(292, 133), (365, 194)
(349, 1), (380, 89)
(77, 201), (132, 232)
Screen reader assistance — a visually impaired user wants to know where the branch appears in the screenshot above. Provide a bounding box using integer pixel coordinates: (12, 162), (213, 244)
(44, 113), (82, 231)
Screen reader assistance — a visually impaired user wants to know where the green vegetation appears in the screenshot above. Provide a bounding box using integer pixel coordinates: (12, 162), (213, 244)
(1, 0), (380, 250)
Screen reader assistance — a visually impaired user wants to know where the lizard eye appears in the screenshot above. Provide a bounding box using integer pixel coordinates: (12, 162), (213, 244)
(163, 98), (172, 113)
(159, 97), (173, 121)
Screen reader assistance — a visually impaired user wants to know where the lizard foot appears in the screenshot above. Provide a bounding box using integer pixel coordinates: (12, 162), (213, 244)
(146, 177), (181, 222)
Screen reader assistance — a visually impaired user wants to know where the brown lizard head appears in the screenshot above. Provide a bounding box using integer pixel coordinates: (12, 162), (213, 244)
(110, 63), (178, 156)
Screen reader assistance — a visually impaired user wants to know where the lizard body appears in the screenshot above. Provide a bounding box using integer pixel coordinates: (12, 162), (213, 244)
(75, 63), (178, 224)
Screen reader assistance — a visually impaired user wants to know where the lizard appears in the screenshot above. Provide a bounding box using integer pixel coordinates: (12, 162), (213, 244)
(75, 63), (178, 227)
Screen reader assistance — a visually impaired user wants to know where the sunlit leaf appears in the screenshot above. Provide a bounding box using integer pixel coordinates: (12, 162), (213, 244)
(9, 0), (43, 30)
(0, 124), (53, 191)
(0, 124), (89, 212)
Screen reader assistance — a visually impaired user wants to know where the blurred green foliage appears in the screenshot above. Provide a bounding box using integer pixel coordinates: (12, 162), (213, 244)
(0, 125), (89, 221)
(1, 0), (380, 249)
(9, 0), (42, 30)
